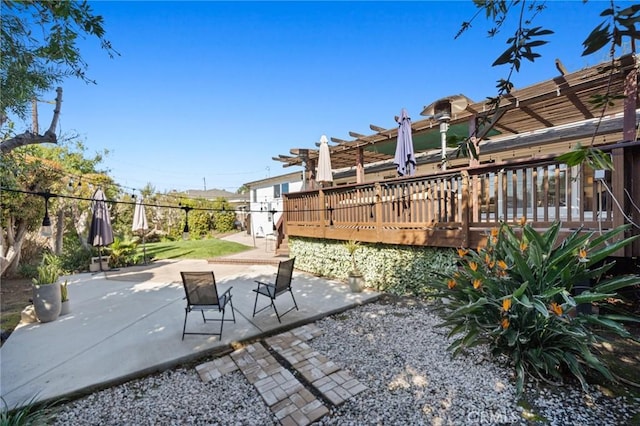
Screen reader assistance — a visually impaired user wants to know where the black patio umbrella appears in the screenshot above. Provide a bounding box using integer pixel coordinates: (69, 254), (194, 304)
(88, 188), (114, 271)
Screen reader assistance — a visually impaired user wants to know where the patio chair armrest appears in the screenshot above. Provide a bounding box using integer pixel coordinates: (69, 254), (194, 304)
(220, 287), (233, 299)
(254, 280), (274, 290)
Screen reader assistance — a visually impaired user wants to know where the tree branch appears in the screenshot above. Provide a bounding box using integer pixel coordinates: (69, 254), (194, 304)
(0, 87), (63, 154)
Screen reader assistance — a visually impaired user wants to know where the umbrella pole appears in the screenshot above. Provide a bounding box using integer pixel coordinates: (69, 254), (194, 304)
(142, 232), (147, 265)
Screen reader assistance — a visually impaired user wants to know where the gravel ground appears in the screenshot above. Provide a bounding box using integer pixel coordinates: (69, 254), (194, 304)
(52, 298), (640, 425)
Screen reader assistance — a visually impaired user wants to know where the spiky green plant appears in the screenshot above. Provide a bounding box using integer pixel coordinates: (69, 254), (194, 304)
(60, 280), (68, 302)
(344, 240), (361, 274)
(32, 253), (61, 285)
(0, 396), (56, 425)
(435, 221), (640, 394)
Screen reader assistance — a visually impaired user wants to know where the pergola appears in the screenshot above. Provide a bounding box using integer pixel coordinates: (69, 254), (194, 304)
(273, 54), (638, 184)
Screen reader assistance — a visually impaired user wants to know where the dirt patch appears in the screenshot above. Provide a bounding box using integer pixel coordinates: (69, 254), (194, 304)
(1, 277), (33, 344)
(594, 329), (640, 388)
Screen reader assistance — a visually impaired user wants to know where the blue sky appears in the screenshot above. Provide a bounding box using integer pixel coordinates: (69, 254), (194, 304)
(30, 1), (632, 193)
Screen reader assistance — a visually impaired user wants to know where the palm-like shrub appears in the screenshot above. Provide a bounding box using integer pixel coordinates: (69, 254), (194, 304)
(435, 220), (640, 394)
(108, 237), (140, 267)
(344, 240), (361, 275)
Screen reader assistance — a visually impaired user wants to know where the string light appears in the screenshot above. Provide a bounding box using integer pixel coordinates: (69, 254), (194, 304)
(1, 186), (380, 215)
(180, 205), (193, 240)
(39, 192), (55, 238)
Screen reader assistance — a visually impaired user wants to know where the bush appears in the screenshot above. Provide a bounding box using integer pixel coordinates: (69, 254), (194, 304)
(212, 198), (235, 233)
(435, 221), (640, 394)
(108, 237), (140, 268)
(17, 263), (38, 280)
(60, 232), (92, 273)
(189, 210), (213, 239)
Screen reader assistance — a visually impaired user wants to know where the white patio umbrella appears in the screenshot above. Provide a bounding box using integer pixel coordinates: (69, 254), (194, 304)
(316, 134), (333, 185)
(132, 197), (149, 264)
(394, 108), (416, 176)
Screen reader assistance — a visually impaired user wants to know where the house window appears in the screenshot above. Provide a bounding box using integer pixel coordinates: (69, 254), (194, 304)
(252, 189), (257, 203)
(273, 184), (281, 199)
(281, 183), (289, 194)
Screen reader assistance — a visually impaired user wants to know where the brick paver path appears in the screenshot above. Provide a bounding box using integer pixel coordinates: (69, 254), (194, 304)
(195, 324), (366, 425)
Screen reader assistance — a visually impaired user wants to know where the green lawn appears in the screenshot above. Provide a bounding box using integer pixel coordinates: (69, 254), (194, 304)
(142, 238), (251, 260)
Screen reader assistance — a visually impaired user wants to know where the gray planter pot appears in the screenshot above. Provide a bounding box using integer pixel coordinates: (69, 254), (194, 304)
(33, 283), (62, 323)
(348, 273), (365, 293)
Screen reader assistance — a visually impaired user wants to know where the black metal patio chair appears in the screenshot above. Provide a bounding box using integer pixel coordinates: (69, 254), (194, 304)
(180, 271), (235, 340)
(252, 257), (298, 323)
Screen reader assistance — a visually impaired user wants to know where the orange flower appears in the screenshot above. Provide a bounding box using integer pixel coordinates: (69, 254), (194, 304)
(497, 260), (508, 270)
(485, 253), (491, 265)
(518, 216), (527, 226)
(578, 248), (588, 262)
(457, 248), (468, 258)
(473, 278), (482, 289)
(488, 260), (495, 269)
(550, 302), (563, 316)
(501, 318), (510, 329)
(491, 236), (498, 245)
(502, 298), (512, 312)
(520, 241), (528, 252)
(469, 262), (478, 272)
(447, 279), (456, 289)
(490, 228), (499, 238)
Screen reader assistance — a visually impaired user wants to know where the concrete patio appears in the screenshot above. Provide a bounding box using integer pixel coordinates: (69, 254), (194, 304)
(0, 234), (380, 410)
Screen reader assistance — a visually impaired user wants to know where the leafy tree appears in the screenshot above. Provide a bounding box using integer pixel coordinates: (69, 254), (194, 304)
(1, 148), (59, 276)
(456, 1), (640, 167)
(0, 141), (113, 276)
(111, 193), (136, 241)
(1, 0), (117, 152)
(31, 140), (113, 253)
(140, 183), (156, 198)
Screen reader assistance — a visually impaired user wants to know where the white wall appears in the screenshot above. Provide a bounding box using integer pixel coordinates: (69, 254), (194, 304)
(249, 177), (303, 238)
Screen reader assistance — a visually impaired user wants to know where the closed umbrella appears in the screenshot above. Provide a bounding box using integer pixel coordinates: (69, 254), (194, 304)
(316, 134), (333, 186)
(88, 188), (113, 271)
(132, 197), (149, 264)
(394, 108), (416, 176)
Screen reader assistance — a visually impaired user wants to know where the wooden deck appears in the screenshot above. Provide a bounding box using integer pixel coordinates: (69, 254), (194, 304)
(283, 142), (640, 258)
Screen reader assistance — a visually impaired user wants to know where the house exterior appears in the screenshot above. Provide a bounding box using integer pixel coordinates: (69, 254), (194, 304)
(271, 54), (640, 260)
(244, 171), (303, 238)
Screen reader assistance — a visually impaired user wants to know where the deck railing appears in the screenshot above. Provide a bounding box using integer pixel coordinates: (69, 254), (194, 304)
(284, 155), (621, 250)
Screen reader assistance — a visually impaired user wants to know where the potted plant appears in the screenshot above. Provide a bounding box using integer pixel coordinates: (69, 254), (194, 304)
(32, 253), (62, 322)
(60, 280), (70, 315)
(344, 240), (365, 292)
